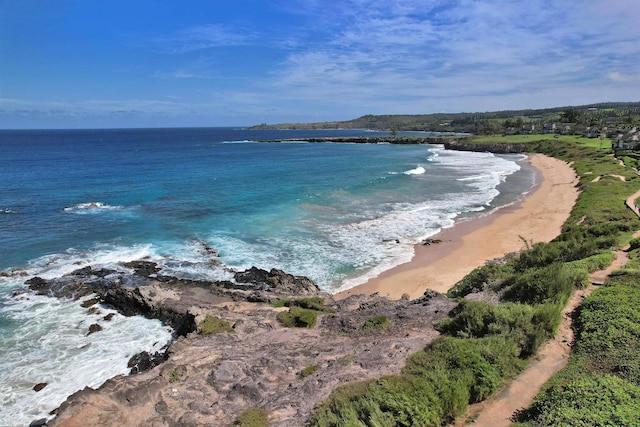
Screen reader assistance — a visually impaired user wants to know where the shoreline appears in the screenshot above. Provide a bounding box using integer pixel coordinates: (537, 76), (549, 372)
(334, 153), (579, 300)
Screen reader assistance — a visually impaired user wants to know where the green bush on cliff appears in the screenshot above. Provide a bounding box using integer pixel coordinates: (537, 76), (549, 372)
(501, 263), (580, 305)
(447, 261), (512, 298)
(276, 297), (335, 328)
(291, 297), (335, 313)
(362, 315), (390, 332)
(434, 300), (561, 358)
(234, 408), (269, 427)
(300, 364), (320, 378)
(277, 306), (318, 328)
(310, 336), (520, 427)
(199, 315), (234, 335)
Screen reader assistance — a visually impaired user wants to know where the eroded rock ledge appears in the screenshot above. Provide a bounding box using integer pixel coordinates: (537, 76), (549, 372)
(23, 262), (455, 427)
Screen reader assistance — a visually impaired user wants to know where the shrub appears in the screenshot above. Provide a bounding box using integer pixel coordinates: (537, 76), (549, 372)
(199, 315), (234, 335)
(514, 371), (640, 426)
(168, 368), (182, 383)
(234, 408), (269, 427)
(300, 364), (320, 378)
(629, 237), (640, 251)
(362, 316), (390, 332)
(277, 306), (318, 328)
(290, 297), (335, 313)
(502, 263), (577, 305)
(271, 298), (290, 308)
(447, 262), (511, 298)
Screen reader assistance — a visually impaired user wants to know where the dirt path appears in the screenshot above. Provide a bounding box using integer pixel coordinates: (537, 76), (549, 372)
(625, 188), (640, 217)
(456, 248), (631, 427)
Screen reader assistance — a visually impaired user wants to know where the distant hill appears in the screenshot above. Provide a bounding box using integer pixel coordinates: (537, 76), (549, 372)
(250, 102), (640, 134)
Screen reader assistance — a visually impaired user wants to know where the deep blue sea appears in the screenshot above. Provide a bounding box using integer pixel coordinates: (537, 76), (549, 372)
(0, 127), (535, 424)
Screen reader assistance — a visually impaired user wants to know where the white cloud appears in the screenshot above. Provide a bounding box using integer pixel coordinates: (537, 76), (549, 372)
(149, 24), (259, 54)
(245, 0), (640, 117)
(607, 72), (640, 84)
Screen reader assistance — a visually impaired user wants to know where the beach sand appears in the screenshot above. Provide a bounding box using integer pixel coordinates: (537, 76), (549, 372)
(334, 154), (579, 300)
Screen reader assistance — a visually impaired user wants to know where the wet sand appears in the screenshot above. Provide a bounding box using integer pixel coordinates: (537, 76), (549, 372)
(335, 154), (579, 300)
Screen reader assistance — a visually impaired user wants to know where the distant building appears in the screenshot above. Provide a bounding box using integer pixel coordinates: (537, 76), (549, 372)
(612, 127), (640, 150)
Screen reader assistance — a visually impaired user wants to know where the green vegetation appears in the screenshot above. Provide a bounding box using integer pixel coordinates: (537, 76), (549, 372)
(251, 102), (640, 135)
(308, 133), (640, 426)
(168, 368), (182, 383)
(276, 297), (335, 328)
(277, 306), (319, 328)
(271, 297), (290, 308)
(362, 315), (390, 332)
(234, 408), (269, 427)
(514, 254), (640, 426)
(199, 315), (234, 335)
(300, 364), (320, 378)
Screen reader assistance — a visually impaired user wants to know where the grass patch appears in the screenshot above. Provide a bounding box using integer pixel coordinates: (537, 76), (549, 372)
(271, 297), (290, 308)
(199, 315), (234, 335)
(276, 298), (335, 328)
(300, 364), (320, 378)
(168, 368), (182, 383)
(277, 306), (319, 328)
(234, 408), (269, 427)
(362, 316), (390, 332)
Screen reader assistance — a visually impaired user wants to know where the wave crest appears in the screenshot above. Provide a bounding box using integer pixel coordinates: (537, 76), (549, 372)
(403, 165), (426, 175)
(63, 202), (122, 213)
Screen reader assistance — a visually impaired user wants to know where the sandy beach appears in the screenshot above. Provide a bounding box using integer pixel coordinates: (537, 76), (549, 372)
(335, 154), (579, 300)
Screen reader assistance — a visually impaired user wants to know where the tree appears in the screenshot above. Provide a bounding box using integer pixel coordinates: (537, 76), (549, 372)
(560, 108), (583, 123)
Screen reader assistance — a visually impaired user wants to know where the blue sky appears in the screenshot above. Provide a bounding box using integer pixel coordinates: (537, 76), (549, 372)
(1, 0), (639, 128)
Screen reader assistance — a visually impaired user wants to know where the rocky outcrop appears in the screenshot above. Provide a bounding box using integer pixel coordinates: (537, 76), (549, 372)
(443, 140), (535, 153)
(24, 263), (325, 337)
(48, 290), (455, 427)
(234, 267), (320, 295)
(253, 136), (456, 145)
(24, 262), (456, 426)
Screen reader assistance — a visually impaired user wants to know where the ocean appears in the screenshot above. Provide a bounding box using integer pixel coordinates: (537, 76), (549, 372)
(0, 127), (535, 425)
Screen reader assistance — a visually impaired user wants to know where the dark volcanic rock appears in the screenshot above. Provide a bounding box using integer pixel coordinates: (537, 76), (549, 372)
(122, 260), (160, 277)
(128, 350), (168, 375)
(100, 286), (196, 337)
(33, 382), (48, 392)
(87, 324), (103, 335)
(444, 140), (534, 154)
(234, 267), (320, 295)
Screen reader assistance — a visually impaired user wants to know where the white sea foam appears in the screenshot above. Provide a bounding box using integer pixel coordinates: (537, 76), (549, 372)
(0, 243), (179, 424)
(457, 174), (491, 181)
(63, 202), (124, 213)
(0, 288), (172, 425)
(403, 165), (426, 175)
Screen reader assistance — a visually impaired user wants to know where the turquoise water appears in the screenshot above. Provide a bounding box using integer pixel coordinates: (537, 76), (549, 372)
(0, 128), (534, 424)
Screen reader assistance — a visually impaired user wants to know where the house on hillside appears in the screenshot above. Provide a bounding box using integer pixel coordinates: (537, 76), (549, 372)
(612, 127), (640, 150)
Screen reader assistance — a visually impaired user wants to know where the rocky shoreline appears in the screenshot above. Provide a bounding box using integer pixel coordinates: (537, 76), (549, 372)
(22, 260), (455, 426)
(251, 136), (455, 145)
(251, 136), (536, 154)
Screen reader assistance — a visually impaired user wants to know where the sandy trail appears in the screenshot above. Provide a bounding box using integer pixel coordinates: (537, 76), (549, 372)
(462, 246), (632, 427)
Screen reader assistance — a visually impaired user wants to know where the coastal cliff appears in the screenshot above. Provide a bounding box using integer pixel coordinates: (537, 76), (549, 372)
(27, 261), (454, 426)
